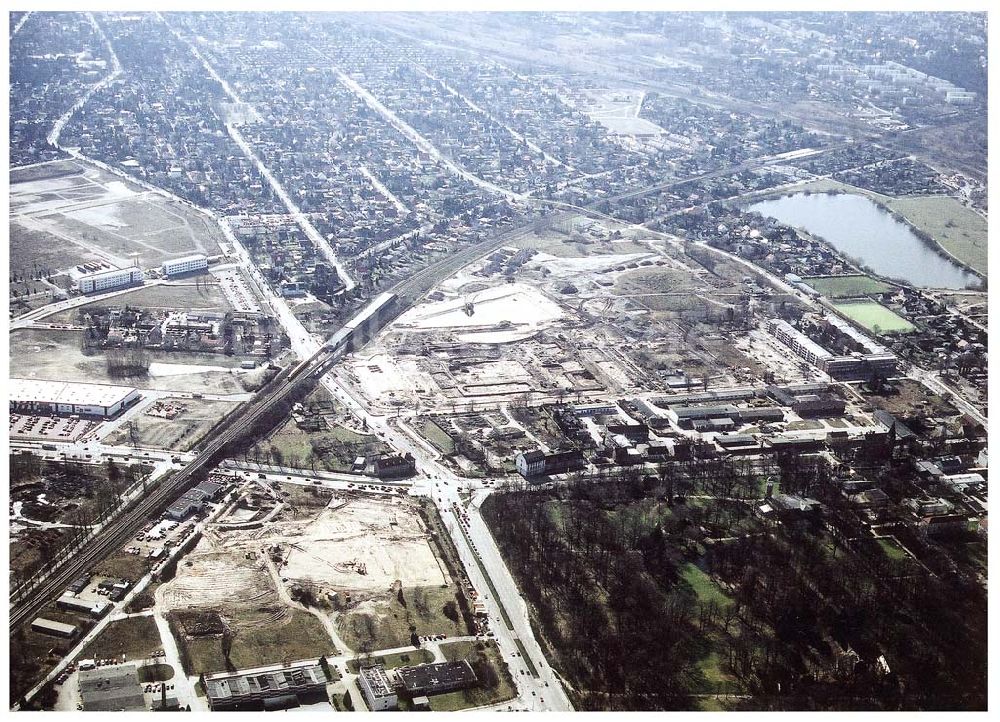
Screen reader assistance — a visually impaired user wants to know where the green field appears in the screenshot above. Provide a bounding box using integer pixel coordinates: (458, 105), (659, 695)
(83, 616), (163, 663)
(832, 301), (916, 335)
(174, 609), (337, 675)
(803, 274), (894, 298)
(878, 538), (909, 562)
(346, 648), (433, 673)
(680, 563), (733, 609)
(885, 196), (988, 277)
(416, 418), (456, 454)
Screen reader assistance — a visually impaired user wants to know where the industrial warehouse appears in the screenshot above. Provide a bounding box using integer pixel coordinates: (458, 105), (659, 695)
(203, 662), (329, 711)
(9, 379), (141, 418)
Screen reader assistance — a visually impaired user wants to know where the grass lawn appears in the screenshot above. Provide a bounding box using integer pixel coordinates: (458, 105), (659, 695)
(786, 419), (825, 431)
(878, 538), (909, 562)
(229, 610), (337, 670)
(337, 585), (466, 651)
(83, 616), (162, 663)
(429, 640), (516, 711)
(416, 418), (456, 454)
(261, 417), (386, 471)
(697, 651), (741, 695)
(885, 195), (988, 276)
(680, 563), (733, 609)
(106, 398), (240, 452)
(176, 609), (337, 676)
(94, 552), (152, 581)
(802, 274), (894, 298)
(346, 648), (433, 673)
(832, 300), (916, 335)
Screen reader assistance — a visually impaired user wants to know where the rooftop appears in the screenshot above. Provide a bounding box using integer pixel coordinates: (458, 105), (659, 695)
(79, 664), (145, 712)
(11, 378), (137, 409)
(396, 660), (478, 694)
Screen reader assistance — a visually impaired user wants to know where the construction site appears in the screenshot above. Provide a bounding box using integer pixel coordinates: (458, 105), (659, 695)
(336, 217), (768, 424)
(155, 480), (457, 675)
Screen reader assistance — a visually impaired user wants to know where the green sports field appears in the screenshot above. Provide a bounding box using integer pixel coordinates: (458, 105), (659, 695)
(832, 300), (916, 335)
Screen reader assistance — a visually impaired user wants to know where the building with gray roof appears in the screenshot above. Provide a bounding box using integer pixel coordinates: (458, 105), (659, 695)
(79, 664), (146, 711)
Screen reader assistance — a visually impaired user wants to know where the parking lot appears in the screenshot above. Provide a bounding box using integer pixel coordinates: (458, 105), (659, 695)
(9, 412), (102, 442)
(212, 268), (262, 314)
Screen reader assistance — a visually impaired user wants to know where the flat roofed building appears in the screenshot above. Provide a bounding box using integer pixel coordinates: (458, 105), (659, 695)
(68, 574), (91, 595)
(204, 662), (327, 711)
(358, 664), (397, 711)
(193, 480), (224, 499)
(77, 267), (144, 294)
(79, 664), (146, 711)
(10, 378), (140, 418)
(57, 594), (110, 618)
(161, 254), (208, 277)
(166, 487), (212, 520)
(396, 661), (478, 696)
(31, 617), (77, 638)
(766, 319), (832, 365)
(515, 448), (585, 478)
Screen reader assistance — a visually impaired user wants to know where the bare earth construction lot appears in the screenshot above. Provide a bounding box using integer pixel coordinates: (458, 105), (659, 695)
(10, 159), (224, 276)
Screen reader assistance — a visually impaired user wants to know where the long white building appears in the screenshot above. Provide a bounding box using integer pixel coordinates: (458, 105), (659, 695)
(10, 378), (140, 417)
(77, 267), (144, 294)
(161, 253), (208, 276)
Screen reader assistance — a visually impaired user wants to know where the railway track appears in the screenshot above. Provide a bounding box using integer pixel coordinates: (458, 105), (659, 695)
(9, 141), (849, 633)
(8, 221), (529, 629)
(8, 348), (331, 630)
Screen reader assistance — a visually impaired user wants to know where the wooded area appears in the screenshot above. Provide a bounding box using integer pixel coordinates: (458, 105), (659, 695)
(482, 457), (986, 710)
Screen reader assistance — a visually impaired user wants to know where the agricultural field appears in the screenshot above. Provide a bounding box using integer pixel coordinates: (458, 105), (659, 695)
(832, 300), (916, 335)
(802, 274), (894, 299)
(884, 196), (987, 276)
(9, 159), (224, 274)
(105, 398), (241, 452)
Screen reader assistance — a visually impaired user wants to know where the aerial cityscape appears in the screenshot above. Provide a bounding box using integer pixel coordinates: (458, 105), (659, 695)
(7, 9), (988, 712)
